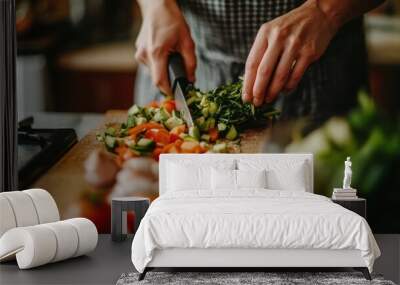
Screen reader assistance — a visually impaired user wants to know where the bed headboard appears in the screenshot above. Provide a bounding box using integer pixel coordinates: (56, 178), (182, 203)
(159, 153), (314, 195)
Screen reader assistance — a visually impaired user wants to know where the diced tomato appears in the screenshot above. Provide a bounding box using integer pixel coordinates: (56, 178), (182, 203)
(147, 101), (159, 108)
(145, 128), (170, 145)
(152, 147), (163, 161)
(169, 125), (186, 135)
(161, 100), (176, 113)
(169, 133), (180, 143)
(209, 128), (219, 142)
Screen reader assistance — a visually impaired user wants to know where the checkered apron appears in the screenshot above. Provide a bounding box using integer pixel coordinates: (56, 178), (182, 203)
(135, 0), (366, 121)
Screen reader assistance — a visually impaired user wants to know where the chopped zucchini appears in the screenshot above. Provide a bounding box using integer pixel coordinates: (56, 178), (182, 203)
(212, 143), (227, 153)
(183, 135), (198, 142)
(137, 138), (154, 147)
(201, 107), (209, 118)
(189, 126), (200, 140)
(225, 125), (238, 140)
(126, 116), (136, 128)
(124, 139), (135, 148)
(172, 110), (181, 118)
(165, 116), (184, 130)
(151, 110), (164, 122)
(96, 133), (105, 142)
(208, 102), (218, 115)
(105, 127), (116, 136)
(119, 128), (129, 137)
(204, 118), (215, 131)
(144, 107), (156, 119)
(105, 136), (117, 150)
(201, 134), (210, 142)
(200, 96), (208, 107)
(160, 107), (171, 119)
(128, 104), (141, 116)
(217, 122), (227, 132)
(134, 138), (155, 152)
(136, 117), (147, 125)
(195, 117), (205, 129)
(186, 96), (199, 106)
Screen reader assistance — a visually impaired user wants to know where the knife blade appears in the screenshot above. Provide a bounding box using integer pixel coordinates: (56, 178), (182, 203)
(168, 53), (194, 128)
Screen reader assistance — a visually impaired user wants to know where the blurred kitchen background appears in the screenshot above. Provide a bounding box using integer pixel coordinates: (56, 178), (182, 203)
(16, 0), (400, 235)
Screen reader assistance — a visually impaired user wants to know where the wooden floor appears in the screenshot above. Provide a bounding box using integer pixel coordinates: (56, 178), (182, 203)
(0, 235), (399, 285)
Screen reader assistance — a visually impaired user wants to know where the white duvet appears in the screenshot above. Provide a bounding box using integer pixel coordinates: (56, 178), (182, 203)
(131, 190), (380, 273)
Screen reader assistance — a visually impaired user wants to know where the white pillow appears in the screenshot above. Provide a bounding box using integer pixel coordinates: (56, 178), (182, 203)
(167, 163), (210, 191)
(167, 160), (236, 191)
(238, 159), (309, 191)
(211, 169), (267, 190)
(211, 168), (236, 190)
(236, 169), (267, 188)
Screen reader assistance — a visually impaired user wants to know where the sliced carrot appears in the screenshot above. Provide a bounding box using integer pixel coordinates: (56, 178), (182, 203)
(128, 122), (165, 139)
(199, 145), (208, 153)
(147, 101), (159, 108)
(174, 139), (184, 148)
(168, 145), (180, 153)
(162, 143), (175, 153)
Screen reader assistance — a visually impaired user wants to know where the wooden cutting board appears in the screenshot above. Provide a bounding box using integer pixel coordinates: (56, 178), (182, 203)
(33, 110), (271, 219)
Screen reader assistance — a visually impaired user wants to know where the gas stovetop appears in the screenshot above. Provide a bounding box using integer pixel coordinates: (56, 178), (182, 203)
(18, 117), (77, 189)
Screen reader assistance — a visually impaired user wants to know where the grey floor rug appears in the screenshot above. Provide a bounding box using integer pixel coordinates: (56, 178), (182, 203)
(116, 272), (396, 285)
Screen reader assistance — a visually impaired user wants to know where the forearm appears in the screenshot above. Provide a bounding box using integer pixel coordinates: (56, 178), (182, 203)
(137, 0), (177, 14)
(311, 0), (385, 31)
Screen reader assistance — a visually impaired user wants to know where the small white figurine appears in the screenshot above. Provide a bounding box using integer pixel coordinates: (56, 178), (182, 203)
(343, 157), (352, 189)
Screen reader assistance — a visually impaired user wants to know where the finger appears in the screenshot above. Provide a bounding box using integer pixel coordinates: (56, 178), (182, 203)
(135, 47), (148, 65)
(180, 40), (197, 82)
(150, 54), (172, 95)
(265, 47), (296, 103)
(284, 56), (310, 91)
(242, 28), (269, 103)
(252, 40), (282, 106)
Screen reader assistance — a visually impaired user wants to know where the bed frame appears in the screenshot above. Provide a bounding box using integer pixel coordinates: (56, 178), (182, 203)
(139, 154), (371, 280)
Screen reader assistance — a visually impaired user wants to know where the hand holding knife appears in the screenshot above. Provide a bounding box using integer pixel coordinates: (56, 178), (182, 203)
(168, 53), (195, 128)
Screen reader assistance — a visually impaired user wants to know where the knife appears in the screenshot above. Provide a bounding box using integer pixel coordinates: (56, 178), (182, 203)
(168, 53), (194, 128)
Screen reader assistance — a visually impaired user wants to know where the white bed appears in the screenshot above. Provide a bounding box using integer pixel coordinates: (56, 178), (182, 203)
(131, 154), (380, 280)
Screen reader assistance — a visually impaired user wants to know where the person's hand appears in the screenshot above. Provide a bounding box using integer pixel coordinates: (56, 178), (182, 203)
(242, 0), (339, 106)
(135, 0), (196, 95)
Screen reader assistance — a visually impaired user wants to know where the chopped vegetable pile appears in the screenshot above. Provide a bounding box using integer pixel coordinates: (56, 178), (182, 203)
(97, 80), (279, 163)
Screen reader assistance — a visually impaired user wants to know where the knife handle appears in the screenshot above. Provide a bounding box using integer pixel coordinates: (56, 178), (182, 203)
(168, 52), (188, 91)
